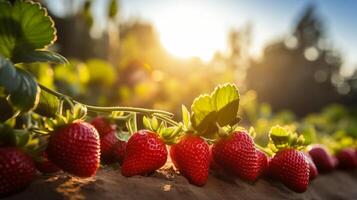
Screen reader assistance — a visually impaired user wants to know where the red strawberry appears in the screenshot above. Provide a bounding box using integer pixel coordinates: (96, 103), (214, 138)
(112, 140), (127, 165)
(90, 116), (116, 136)
(212, 131), (259, 181)
(308, 145), (336, 173)
(336, 148), (357, 169)
(35, 152), (61, 174)
(170, 135), (210, 186)
(255, 150), (269, 179)
(0, 147), (36, 197)
(304, 153), (318, 180)
(47, 121), (100, 177)
(121, 130), (167, 177)
(269, 148), (310, 193)
(100, 131), (120, 164)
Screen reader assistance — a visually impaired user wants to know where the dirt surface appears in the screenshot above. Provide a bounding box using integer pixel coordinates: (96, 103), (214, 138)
(4, 167), (357, 200)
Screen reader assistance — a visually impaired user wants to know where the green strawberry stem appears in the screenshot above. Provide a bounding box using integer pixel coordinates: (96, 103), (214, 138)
(39, 84), (174, 117)
(152, 113), (180, 127)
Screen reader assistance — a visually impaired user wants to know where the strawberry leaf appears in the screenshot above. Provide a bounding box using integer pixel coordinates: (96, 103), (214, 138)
(191, 83), (240, 139)
(0, 57), (40, 112)
(268, 125), (306, 152)
(0, 0), (66, 63)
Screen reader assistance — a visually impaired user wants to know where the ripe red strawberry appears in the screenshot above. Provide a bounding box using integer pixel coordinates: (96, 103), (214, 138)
(269, 149), (310, 193)
(170, 135), (210, 186)
(35, 152), (61, 174)
(0, 147), (36, 197)
(308, 145), (336, 173)
(112, 140), (127, 165)
(304, 153), (318, 180)
(255, 150), (269, 179)
(336, 148), (357, 169)
(90, 116), (116, 136)
(121, 130), (167, 177)
(47, 121), (100, 177)
(100, 131), (120, 164)
(212, 131), (259, 181)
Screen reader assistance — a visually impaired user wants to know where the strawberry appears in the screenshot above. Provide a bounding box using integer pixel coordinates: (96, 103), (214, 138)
(90, 116), (116, 136)
(47, 121), (100, 177)
(170, 135), (210, 186)
(35, 152), (61, 174)
(100, 130), (120, 164)
(255, 149), (269, 179)
(212, 130), (259, 181)
(308, 145), (336, 173)
(267, 125), (310, 193)
(269, 148), (310, 193)
(304, 153), (318, 180)
(0, 147), (36, 197)
(336, 148), (357, 169)
(112, 140), (127, 165)
(121, 130), (167, 177)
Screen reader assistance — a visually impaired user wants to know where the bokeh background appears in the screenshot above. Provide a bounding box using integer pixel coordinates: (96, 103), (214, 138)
(28, 0), (357, 145)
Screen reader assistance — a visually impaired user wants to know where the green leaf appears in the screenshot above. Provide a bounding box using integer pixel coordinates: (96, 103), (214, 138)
(191, 83), (240, 138)
(0, 57), (40, 112)
(269, 125), (290, 149)
(14, 50), (68, 64)
(8, 67), (40, 112)
(0, 0), (62, 63)
(181, 105), (190, 129)
(34, 88), (59, 117)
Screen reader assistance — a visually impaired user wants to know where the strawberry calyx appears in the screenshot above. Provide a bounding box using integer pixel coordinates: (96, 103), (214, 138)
(44, 104), (87, 132)
(142, 116), (182, 145)
(268, 125), (305, 154)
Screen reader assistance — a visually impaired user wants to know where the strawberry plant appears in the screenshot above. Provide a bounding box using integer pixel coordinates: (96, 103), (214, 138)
(1, 0), (357, 197)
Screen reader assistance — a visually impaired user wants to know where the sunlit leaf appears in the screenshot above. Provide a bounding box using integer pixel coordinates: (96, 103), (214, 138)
(0, 0), (63, 63)
(191, 83), (240, 138)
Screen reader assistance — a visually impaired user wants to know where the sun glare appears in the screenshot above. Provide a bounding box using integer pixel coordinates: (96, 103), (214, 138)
(154, 4), (225, 62)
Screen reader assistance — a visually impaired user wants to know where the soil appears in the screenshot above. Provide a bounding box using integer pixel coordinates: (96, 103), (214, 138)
(5, 167), (357, 200)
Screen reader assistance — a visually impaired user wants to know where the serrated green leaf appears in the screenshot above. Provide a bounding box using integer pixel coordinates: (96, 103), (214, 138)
(191, 83), (240, 139)
(0, 0), (61, 63)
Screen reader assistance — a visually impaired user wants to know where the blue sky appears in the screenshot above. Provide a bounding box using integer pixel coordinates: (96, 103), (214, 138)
(120, 0), (357, 75)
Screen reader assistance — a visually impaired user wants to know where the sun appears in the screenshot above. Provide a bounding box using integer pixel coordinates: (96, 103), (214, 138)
(154, 4), (225, 62)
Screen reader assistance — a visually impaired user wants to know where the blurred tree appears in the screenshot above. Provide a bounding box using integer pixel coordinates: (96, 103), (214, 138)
(246, 5), (343, 116)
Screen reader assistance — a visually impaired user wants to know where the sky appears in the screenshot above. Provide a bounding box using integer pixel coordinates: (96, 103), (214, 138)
(120, 0), (357, 75)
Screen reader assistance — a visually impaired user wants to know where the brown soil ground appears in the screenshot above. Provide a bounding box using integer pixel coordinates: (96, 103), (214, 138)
(5, 167), (357, 200)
